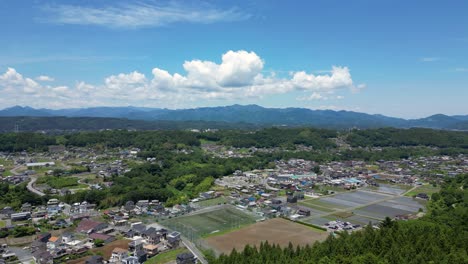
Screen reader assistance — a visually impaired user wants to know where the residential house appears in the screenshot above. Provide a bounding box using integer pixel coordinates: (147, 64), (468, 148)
(85, 255), (104, 264)
(47, 236), (61, 250)
(76, 219), (107, 234)
(297, 208), (311, 216)
(167, 231), (181, 247)
(89, 233), (115, 244)
(176, 252), (197, 264)
(143, 244), (158, 257)
(109, 247), (128, 263)
(122, 256), (139, 264)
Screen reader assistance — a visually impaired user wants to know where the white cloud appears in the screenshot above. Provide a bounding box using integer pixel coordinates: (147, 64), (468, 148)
(420, 57), (440, 62)
(297, 92), (326, 101)
(291, 66), (353, 91)
(36, 75), (55, 82)
(41, 2), (249, 29)
(0, 50), (364, 108)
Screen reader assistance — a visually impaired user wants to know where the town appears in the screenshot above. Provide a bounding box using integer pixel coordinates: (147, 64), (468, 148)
(0, 140), (466, 263)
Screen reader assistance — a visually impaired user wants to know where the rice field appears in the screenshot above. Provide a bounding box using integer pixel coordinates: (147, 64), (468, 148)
(298, 187), (425, 227)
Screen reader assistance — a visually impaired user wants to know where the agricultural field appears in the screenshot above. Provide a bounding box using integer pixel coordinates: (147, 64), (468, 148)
(161, 206), (259, 239)
(404, 184), (440, 197)
(36, 176), (87, 189)
(299, 188), (426, 227)
(193, 196), (228, 208)
(367, 183), (411, 195)
(204, 218), (328, 255)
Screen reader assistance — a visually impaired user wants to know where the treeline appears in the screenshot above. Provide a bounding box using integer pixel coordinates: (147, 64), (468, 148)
(0, 127), (467, 152)
(0, 130), (201, 152)
(209, 175), (468, 264)
(0, 116), (262, 132)
(347, 128), (468, 148)
(200, 128), (337, 149)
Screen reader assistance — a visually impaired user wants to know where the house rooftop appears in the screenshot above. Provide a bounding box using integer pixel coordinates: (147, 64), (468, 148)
(112, 247), (128, 253)
(48, 236), (59, 242)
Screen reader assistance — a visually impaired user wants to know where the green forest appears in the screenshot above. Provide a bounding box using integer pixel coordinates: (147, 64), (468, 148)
(0, 127), (467, 152)
(209, 175), (468, 264)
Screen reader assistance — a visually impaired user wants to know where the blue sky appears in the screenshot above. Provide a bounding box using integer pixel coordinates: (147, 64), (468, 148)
(0, 0), (467, 118)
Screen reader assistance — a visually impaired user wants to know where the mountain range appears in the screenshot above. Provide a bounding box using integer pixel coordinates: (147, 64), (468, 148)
(0, 105), (467, 130)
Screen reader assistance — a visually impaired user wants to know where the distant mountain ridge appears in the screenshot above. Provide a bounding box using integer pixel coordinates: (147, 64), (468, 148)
(0, 105), (467, 130)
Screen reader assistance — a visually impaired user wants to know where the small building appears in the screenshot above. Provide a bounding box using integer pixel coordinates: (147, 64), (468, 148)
(76, 219), (107, 234)
(143, 244), (159, 257)
(297, 208), (311, 217)
(122, 256), (139, 264)
(286, 195), (297, 203)
(167, 231), (181, 247)
(89, 233), (115, 244)
(415, 193), (429, 200)
(10, 212), (31, 221)
(110, 248), (128, 262)
(176, 252), (196, 264)
(85, 255), (104, 264)
(26, 162), (55, 168)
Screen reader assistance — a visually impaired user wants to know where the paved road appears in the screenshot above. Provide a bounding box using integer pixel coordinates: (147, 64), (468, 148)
(10, 165), (23, 176)
(182, 238), (208, 264)
(27, 175), (46, 196)
(12, 165), (47, 197)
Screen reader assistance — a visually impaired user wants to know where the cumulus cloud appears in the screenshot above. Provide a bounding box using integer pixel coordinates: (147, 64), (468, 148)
(36, 75), (55, 82)
(41, 2), (249, 29)
(0, 50), (364, 108)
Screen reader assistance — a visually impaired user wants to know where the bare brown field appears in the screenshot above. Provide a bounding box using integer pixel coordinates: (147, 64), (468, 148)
(204, 218), (328, 254)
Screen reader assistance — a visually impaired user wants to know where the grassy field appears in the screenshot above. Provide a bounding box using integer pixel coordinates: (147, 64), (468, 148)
(332, 211), (354, 218)
(204, 218), (328, 255)
(36, 176), (87, 189)
(161, 206), (258, 239)
(298, 200), (336, 212)
(0, 220), (6, 228)
(404, 185), (440, 197)
(194, 197), (228, 207)
(299, 198), (348, 210)
(145, 248), (189, 264)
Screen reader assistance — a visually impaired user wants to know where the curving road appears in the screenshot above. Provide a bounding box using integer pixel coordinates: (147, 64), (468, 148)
(11, 165), (46, 196)
(27, 175), (45, 196)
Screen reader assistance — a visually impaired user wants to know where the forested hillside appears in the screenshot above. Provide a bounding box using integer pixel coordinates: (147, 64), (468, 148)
(209, 175), (468, 264)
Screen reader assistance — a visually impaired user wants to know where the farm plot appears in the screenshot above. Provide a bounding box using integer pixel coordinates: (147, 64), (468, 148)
(370, 184), (408, 195)
(161, 206), (258, 239)
(354, 204), (410, 219)
(301, 189), (425, 227)
(299, 198), (348, 210)
(320, 190), (389, 208)
(404, 185), (440, 197)
(204, 218), (328, 255)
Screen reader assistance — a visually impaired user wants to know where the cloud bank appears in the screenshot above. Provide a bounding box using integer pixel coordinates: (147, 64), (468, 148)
(0, 50), (363, 108)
